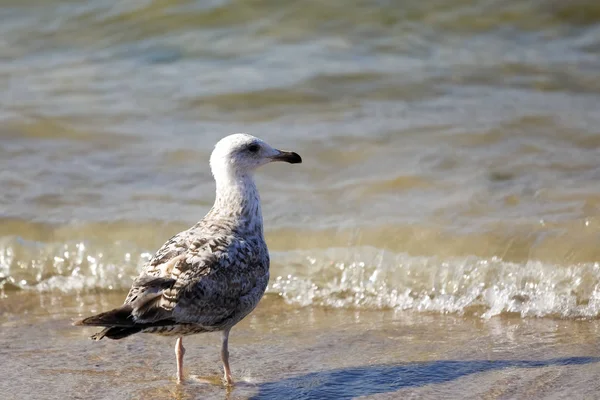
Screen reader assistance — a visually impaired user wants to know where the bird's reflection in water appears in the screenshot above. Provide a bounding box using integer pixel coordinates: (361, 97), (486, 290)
(136, 375), (257, 400)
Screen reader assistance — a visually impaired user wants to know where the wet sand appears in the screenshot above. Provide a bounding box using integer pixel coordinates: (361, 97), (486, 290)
(2, 291), (600, 399)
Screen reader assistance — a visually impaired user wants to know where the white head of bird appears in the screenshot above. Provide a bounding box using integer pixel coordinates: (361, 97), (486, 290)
(210, 133), (302, 182)
(208, 133), (302, 222)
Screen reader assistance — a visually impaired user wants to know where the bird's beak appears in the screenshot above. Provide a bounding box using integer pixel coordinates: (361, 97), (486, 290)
(271, 150), (302, 164)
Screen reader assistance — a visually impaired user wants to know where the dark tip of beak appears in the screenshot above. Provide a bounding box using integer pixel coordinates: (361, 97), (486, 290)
(274, 151), (302, 164)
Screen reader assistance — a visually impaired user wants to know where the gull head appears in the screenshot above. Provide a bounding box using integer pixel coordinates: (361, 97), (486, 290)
(210, 133), (302, 180)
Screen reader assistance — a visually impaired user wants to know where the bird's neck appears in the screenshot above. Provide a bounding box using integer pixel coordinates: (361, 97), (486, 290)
(210, 172), (263, 234)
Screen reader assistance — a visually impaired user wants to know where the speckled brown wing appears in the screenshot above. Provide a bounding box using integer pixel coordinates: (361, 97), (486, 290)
(123, 228), (269, 331)
(171, 236), (270, 329)
(123, 228), (195, 306)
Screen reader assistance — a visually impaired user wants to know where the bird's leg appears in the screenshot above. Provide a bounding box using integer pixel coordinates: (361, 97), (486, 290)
(175, 337), (186, 383)
(221, 328), (234, 385)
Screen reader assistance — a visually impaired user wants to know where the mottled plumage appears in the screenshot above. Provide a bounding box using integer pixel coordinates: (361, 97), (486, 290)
(76, 133), (302, 384)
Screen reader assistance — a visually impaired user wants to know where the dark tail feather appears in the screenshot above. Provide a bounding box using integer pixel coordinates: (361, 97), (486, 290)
(75, 304), (177, 341)
(74, 305), (139, 340)
(74, 305), (135, 328)
(91, 326), (142, 341)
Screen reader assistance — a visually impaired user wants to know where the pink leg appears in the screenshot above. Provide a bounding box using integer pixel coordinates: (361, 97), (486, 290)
(175, 337), (185, 383)
(221, 328), (234, 385)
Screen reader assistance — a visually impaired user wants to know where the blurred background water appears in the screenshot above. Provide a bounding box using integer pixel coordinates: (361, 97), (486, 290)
(2, 0), (600, 319)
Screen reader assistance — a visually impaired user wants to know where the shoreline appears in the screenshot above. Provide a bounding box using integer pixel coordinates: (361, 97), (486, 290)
(2, 291), (600, 399)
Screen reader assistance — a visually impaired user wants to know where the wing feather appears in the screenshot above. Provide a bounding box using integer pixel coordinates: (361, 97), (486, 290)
(122, 226), (269, 329)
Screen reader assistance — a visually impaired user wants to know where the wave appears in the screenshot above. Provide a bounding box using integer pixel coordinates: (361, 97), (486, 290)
(2, 235), (600, 319)
(270, 247), (600, 319)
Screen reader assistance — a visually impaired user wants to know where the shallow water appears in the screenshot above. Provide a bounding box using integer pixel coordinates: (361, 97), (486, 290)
(3, 292), (600, 399)
(2, 0), (600, 398)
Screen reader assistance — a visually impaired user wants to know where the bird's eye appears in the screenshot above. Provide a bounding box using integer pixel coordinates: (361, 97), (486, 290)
(247, 144), (260, 153)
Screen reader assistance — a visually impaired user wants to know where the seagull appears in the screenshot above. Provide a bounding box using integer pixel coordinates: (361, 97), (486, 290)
(75, 133), (302, 385)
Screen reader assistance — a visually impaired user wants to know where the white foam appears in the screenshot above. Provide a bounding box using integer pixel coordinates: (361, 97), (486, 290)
(268, 247), (600, 319)
(4, 240), (600, 319)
